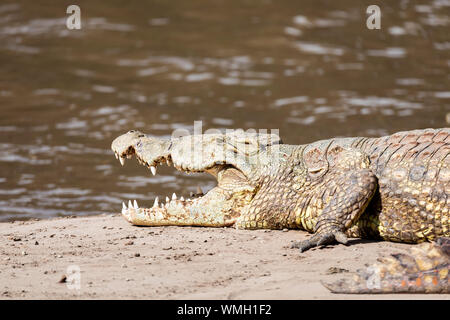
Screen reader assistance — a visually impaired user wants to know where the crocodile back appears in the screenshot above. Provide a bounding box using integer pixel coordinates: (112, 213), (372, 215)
(360, 128), (450, 242)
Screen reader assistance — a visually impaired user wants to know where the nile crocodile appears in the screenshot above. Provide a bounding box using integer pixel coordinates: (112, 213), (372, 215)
(112, 128), (449, 293)
(111, 128), (449, 252)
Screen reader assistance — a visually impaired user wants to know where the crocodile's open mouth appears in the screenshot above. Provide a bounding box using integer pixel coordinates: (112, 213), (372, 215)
(113, 145), (253, 218)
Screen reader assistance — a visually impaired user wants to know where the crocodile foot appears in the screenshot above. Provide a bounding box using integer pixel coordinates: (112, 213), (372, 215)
(291, 230), (349, 252)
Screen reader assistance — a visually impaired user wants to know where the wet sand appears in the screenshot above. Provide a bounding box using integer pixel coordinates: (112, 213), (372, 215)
(0, 214), (448, 300)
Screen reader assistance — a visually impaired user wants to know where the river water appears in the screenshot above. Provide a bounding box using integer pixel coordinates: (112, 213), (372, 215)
(0, 0), (449, 221)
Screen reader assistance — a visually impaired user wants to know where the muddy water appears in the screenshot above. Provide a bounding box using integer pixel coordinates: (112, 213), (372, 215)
(0, 0), (449, 221)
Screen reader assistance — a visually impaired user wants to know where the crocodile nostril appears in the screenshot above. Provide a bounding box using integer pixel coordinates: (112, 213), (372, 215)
(128, 130), (136, 133)
(138, 134), (144, 138)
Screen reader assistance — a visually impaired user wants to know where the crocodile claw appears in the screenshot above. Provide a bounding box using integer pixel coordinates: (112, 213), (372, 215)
(291, 231), (349, 252)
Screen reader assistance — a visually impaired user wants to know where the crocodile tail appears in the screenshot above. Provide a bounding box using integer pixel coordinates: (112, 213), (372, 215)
(323, 238), (450, 294)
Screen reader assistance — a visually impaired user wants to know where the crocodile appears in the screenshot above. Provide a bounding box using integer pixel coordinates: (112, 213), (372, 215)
(323, 237), (449, 294)
(111, 128), (449, 254)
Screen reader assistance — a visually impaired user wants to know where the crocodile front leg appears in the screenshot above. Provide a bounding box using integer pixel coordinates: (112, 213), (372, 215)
(290, 144), (378, 252)
(292, 168), (377, 252)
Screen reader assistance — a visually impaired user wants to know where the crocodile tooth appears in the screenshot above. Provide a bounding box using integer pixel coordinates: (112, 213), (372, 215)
(128, 200), (133, 209)
(165, 196), (170, 204)
(120, 157), (125, 166)
(122, 202), (127, 213)
(180, 196), (184, 201)
(172, 193), (177, 200)
(115, 153), (119, 159)
(133, 200), (139, 209)
(153, 197), (159, 208)
(197, 186), (203, 195)
(150, 166), (156, 176)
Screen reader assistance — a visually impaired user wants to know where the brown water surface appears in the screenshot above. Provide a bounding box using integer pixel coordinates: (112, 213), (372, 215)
(0, 0), (449, 221)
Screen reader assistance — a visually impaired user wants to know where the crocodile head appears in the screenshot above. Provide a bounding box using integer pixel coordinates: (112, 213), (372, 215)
(111, 129), (282, 226)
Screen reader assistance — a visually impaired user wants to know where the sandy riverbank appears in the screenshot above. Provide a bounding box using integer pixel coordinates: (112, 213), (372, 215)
(0, 214), (448, 299)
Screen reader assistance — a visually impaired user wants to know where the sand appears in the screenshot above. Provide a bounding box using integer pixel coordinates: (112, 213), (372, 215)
(0, 214), (448, 300)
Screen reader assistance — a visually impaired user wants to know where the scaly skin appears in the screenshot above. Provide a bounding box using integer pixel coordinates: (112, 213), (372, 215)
(111, 128), (450, 254)
(323, 237), (449, 294)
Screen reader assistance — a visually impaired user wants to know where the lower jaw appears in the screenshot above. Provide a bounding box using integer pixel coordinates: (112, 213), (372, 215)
(120, 193), (238, 227)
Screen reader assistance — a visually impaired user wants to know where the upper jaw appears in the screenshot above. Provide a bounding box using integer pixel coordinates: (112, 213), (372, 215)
(111, 130), (172, 175)
(111, 130), (251, 177)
